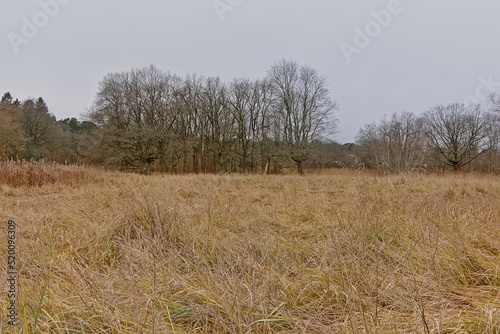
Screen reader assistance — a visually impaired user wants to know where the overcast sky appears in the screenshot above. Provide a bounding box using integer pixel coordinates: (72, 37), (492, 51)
(1, 0), (499, 143)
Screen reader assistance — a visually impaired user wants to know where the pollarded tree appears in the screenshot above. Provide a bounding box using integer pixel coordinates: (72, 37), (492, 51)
(268, 60), (338, 175)
(424, 103), (487, 171)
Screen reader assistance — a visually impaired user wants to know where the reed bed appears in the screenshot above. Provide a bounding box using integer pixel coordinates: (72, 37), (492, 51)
(0, 159), (98, 187)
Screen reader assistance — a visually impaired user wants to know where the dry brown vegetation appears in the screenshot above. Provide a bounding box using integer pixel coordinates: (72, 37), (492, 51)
(0, 160), (98, 188)
(1, 163), (500, 333)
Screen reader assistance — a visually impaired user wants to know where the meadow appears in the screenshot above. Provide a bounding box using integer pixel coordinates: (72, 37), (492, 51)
(0, 161), (500, 333)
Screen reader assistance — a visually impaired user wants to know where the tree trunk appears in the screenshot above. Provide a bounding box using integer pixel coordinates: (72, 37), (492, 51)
(296, 159), (304, 175)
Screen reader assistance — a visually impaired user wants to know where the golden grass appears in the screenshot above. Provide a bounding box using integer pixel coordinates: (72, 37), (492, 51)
(1, 167), (500, 333)
(0, 160), (97, 187)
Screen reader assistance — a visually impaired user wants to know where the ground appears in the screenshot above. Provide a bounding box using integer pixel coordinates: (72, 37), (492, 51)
(0, 165), (500, 333)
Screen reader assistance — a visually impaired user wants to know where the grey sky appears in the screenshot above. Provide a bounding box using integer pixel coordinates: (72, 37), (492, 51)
(1, 0), (499, 143)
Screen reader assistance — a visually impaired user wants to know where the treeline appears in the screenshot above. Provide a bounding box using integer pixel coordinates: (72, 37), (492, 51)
(3, 60), (500, 174)
(85, 61), (338, 174)
(0, 92), (97, 163)
(356, 102), (500, 173)
(0, 61), (339, 174)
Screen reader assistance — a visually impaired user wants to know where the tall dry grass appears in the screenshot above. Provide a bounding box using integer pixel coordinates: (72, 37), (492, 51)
(0, 159), (98, 187)
(0, 169), (500, 333)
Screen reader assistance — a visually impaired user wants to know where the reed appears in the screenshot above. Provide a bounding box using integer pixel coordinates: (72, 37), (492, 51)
(0, 159), (98, 187)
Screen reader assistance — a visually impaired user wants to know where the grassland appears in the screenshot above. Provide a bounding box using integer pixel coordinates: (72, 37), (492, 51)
(1, 162), (500, 333)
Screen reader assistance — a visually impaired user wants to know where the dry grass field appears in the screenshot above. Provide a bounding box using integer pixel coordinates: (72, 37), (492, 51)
(1, 161), (500, 333)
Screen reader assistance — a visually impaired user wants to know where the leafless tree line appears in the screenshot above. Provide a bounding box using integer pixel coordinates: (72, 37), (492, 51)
(357, 102), (500, 172)
(86, 61), (338, 174)
(4, 65), (500, 175)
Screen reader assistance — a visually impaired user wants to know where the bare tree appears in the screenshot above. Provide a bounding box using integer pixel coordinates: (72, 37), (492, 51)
(357, 111), (426, 172)
(252, 79), (276, 173)
(228, 78), (254, 173)
(479, 112), (500, 171)
(86, 62), (338, 174)
(424, 103), (487, 171)
(488, 93), (500, 112)
(356, 122), (380, 168)
(227, 78), (275, 173)
(198, 77), (235, 173)
(87, 66), (184, 171)
(268, 60), (338, 174)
